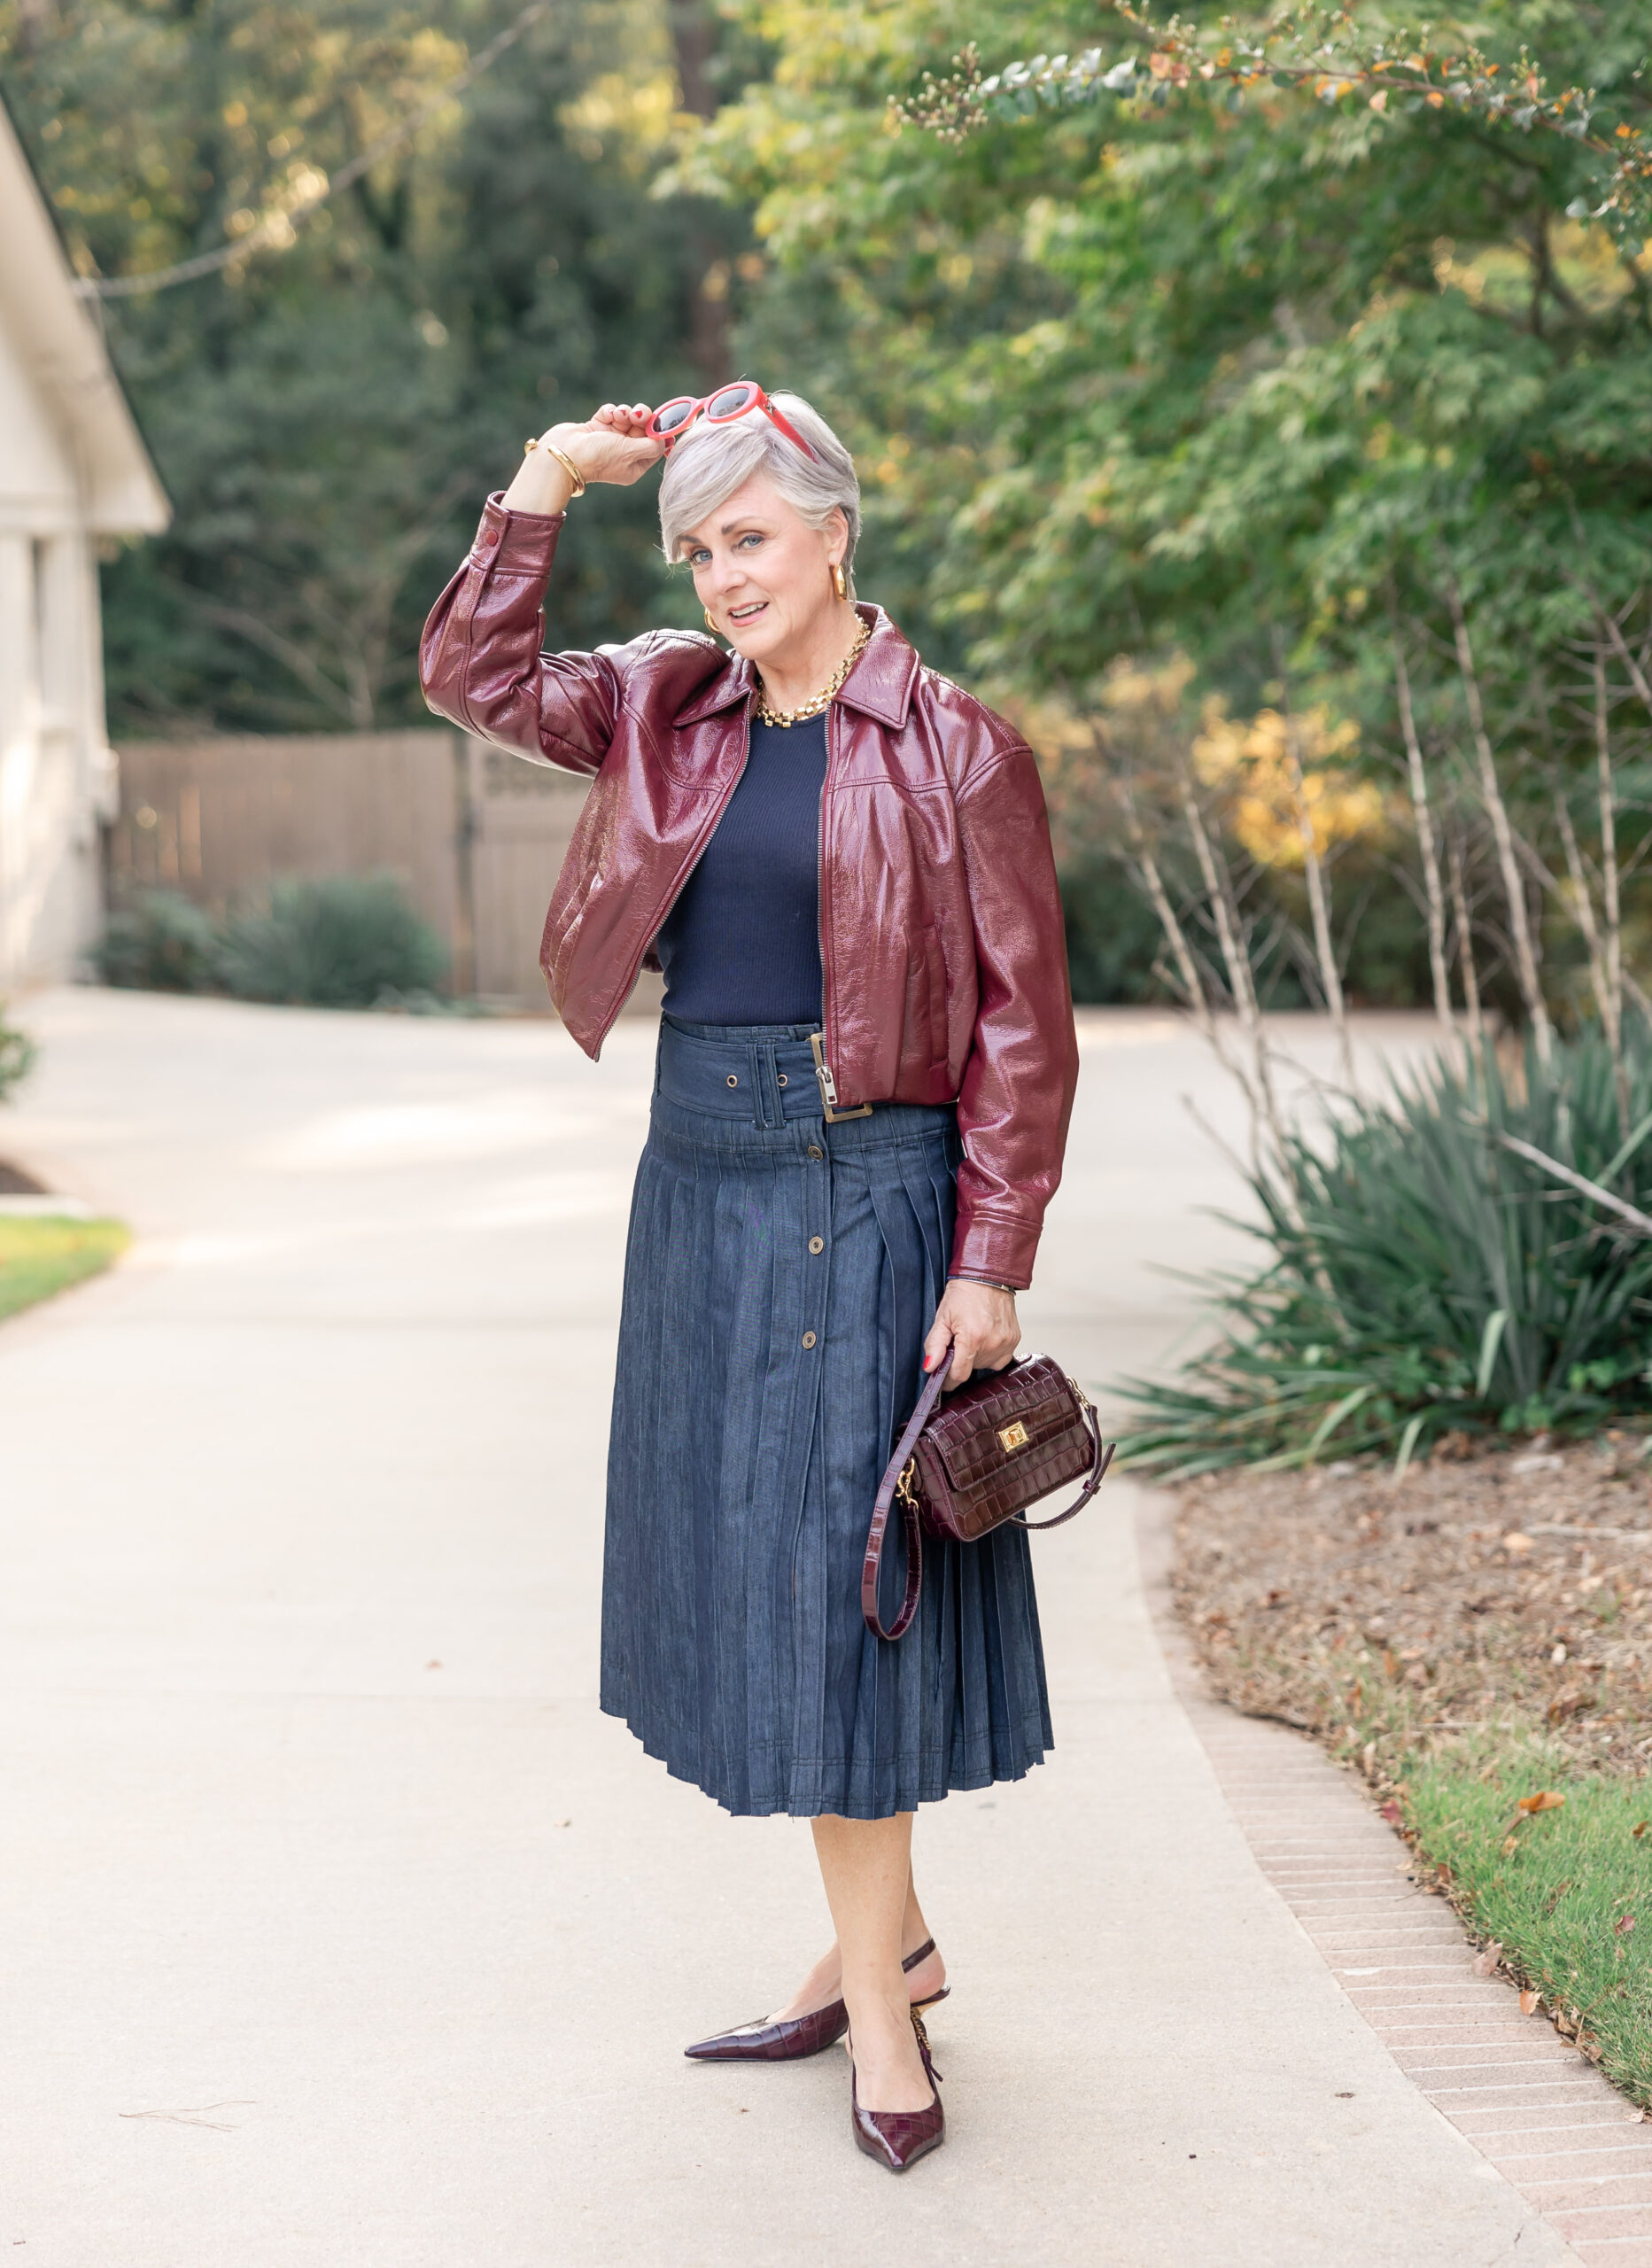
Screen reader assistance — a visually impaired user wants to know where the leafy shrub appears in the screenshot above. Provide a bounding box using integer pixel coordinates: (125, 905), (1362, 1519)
(0, 1006), (35, 1101)
(1117, 1031), (1652, 1474)
(94, 889), (221, 993)
(216, 874), (448, 1008)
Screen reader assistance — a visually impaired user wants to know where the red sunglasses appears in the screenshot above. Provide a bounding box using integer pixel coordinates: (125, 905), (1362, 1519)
(647, 380), (818, 461)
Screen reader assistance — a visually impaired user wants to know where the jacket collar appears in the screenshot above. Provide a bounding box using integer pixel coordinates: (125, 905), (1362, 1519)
(671, 604), (919, 732)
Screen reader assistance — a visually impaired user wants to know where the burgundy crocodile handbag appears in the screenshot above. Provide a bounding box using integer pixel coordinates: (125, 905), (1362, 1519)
(862, 1348), (1115, 1641)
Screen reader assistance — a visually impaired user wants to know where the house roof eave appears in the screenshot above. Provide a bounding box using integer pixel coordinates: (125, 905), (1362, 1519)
(0, 86), (171, 538)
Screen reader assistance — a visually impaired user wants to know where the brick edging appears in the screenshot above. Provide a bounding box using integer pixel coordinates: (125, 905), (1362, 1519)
(1136, 1489), (1652, 2268)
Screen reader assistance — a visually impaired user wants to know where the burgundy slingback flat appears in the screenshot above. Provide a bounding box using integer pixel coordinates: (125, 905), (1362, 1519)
(684, 1938), (948, 2063)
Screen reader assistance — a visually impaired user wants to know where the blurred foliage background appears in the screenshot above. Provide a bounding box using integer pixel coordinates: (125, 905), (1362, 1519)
(0, 0), (763, 731)
(5, 0), (1652, 1011)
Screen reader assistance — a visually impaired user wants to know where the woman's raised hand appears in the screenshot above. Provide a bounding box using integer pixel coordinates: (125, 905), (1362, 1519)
(505, 403), (663, 517)
(555, 403), (664, 487)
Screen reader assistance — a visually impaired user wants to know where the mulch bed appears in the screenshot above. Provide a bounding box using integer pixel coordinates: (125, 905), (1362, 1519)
(1172, 1433), (1652, 1771)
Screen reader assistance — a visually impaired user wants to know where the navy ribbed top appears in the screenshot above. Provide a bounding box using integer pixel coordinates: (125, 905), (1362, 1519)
(655, 713), (828, 1026)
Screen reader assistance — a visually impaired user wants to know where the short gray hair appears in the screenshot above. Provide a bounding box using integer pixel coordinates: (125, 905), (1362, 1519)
(658, 389), (861, 587)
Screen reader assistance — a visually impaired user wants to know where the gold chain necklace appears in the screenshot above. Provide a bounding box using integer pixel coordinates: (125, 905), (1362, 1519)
(753, 619), (871, 728)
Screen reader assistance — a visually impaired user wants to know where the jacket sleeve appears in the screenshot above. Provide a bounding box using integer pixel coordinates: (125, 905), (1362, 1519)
(950, 741), (1080, 1290)
(418, 491), (619, 777)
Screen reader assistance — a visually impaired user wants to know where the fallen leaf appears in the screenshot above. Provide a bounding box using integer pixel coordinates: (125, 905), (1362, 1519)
(1616, 1914), (1638, 1937)
(119, 2101), (253, 2132)
(1633, 1821), (1649, 1839)
(1383, 1649), (1400, 1678)
(1503, 1531), (1534, 1555)
(1379, 1800), (1403, 1825)
(1501, 1834), (1520, 1856)
(1472, 1941), (1504, 1976)
(1517, 1790), (1565, 1814)
(1519, 1989), (1541, 2015)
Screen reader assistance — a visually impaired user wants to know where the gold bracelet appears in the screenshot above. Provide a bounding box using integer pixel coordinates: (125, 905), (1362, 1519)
(523, 436), (586, 499)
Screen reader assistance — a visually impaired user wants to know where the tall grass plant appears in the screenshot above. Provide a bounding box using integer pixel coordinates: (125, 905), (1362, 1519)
(1118, 1032), (1652, 1474)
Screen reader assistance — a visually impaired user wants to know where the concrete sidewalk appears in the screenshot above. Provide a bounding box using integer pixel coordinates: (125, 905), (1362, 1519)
(0, 990), (1574, 2265)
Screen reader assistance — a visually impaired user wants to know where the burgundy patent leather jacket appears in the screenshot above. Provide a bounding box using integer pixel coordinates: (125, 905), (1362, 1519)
(419, 493), (1078, 1287)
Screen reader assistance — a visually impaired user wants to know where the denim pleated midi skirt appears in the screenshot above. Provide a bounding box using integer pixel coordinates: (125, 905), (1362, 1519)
(600, 1016), (1053, 1821)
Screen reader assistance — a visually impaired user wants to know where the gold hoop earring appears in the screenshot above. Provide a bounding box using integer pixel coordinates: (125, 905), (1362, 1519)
(830, 563), (849, 602)
(704, 608), (717, 632)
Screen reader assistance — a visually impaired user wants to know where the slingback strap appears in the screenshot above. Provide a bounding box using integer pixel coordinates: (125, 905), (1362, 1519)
(901, 1938), (936, 1973)
(861, 1350), (951, 1642)
(911, 2005), (943, 2085)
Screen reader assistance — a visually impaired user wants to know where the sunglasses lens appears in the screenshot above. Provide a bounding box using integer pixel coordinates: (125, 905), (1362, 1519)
(707, 383), (757, 419)
(654, 398), (698, 434)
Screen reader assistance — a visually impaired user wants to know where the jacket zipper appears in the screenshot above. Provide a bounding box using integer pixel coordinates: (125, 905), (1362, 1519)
(816, 696), (837, 1085)
(591, 703), (752, 1054)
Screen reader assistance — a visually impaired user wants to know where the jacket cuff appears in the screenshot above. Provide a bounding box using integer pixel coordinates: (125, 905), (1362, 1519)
(469, 490), (566, 577)
(950, 1213), (1036, 1293)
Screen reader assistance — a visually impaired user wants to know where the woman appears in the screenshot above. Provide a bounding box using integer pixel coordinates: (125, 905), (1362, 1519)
(420, 384), (1078, 2172)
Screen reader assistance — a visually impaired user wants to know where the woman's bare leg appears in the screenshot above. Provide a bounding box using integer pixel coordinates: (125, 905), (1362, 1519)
(809, 1812), (933, 2114)
(771, 1863), (945, 2020)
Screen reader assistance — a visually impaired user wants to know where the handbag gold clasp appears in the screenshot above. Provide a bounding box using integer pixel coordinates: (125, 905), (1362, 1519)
(810, 1032), (873, 1122)
(997, 1420), (1029, 1452)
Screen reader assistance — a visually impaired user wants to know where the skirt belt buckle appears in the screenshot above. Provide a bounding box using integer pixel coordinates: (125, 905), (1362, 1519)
(809, 1033), (873, 1122)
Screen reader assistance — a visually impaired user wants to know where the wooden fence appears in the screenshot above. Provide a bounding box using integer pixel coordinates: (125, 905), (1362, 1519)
(107, 729), (661, 1012)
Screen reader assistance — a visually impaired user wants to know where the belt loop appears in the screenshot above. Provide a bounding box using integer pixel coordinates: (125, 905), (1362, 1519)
(757, 1037), (782, 1128)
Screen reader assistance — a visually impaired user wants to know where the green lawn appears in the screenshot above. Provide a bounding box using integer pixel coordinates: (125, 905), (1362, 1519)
(0, 1216), (129, 1322)
(1405, 1736), (1652, 2109)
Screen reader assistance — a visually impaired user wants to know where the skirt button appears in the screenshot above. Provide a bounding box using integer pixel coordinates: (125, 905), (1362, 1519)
(807, 1145), (824, 1160)
(802, 1331), (818, 1348)
(809, 1236), (824, 1254)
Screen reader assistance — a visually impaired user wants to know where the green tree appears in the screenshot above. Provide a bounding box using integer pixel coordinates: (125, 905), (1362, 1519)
(2, 0), (751, 730)
(677, 2), (1652, 1015)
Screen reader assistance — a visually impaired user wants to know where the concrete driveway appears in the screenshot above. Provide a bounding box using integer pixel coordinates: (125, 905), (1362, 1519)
(0, 990), (1572, 2266)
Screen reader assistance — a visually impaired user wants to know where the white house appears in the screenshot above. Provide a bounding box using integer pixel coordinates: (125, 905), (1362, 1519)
(0, 95), (168, 989)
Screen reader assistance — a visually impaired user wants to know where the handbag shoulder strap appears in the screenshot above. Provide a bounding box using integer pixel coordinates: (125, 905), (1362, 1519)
(1014, 1406), (1116, 1528)
(862, 1352), (950, 1642)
